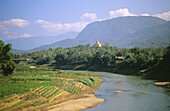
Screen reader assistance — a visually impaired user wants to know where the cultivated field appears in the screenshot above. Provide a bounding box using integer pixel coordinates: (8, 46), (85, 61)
(0, 67), (103, 111)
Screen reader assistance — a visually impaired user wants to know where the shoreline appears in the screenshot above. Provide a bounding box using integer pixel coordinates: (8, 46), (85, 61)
(37, 71), (104, 111)
(56, 64), (170, 82)
(43, 94), (104, 111)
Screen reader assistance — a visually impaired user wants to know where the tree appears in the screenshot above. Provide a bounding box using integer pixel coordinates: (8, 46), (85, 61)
(102, 53), (112, 67)
(0, 40), (16, 76)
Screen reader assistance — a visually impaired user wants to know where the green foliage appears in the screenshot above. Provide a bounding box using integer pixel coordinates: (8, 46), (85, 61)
(145, 45), (170, 81)
(0, 40), (16, 76)
(14, 44), (166, 77)
(22, 92), (40, 101)
(30, 100), (48, 107)
(0, 68), (100, 100)
(2, 101), (25, 111)
(47, 88), (61, 98)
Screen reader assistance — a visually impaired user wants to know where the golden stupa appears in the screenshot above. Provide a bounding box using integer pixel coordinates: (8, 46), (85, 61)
(94, 40), (102, 47)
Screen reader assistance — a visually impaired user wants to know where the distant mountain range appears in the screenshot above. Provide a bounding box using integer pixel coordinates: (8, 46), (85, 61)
(75, 16), (170, 48)
(11, 16), (170, 53)
(5, 32), (78, 50)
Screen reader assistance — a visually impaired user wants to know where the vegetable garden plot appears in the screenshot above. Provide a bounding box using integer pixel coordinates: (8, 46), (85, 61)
(0, 70), (102, 110)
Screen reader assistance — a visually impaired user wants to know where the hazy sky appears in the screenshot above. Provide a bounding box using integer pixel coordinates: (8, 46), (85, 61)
(0, 0), (170, 40)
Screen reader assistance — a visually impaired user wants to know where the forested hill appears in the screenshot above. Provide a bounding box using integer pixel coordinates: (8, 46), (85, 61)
(27, 16), (170, 52)
(75, 16), (169, 48)
(76, 16), (166, 40)
(128, 21), (170, 47)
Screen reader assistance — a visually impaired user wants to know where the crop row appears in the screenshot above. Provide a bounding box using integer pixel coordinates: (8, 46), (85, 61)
(1, 99), (24, 111)
(11, 76), (54, 81)
(76, 76), (99, 87)
(37, 86), (53, 95)
(47, 88), (61, 99)
(0, 85), (30, 98)
(54, 79), (67, 87)
(41, 86), (54, 96)
(22, 92), (40, 101)
(63, 84), (82, 94)
(0, 80), (58, 98)
(30, 100), (48, 107)
(35, 86), (61, 99)
(49, 91), (65, 102)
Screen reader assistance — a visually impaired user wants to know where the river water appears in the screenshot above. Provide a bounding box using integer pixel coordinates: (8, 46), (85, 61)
(80, 71), (170, 111)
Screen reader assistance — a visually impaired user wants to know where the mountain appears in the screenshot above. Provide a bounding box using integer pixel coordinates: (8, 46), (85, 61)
(6, 32), (78, 50)
(11, 49), (27, 53)
(75, 16), (169, 47)
(76, 16), (166, 40)
(29, 39), (92, 52)
(128, 21), (170, 48)
(19, 16), (170, 51)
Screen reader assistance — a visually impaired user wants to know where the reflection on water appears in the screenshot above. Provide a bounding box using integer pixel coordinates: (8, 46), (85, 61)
(75, 71), (170, 111)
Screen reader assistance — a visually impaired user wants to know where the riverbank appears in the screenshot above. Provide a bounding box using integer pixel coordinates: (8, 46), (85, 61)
(55, 63), (170, 82)
(43, 94), (104, 111)
(81, 71), (170, 111)
(0, 69), (103, 111)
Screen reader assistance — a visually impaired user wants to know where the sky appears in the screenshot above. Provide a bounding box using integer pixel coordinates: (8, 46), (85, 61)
(0, 0), (170, 40)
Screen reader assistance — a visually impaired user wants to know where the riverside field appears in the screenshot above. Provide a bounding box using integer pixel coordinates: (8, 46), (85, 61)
(0, 67), (103, 111)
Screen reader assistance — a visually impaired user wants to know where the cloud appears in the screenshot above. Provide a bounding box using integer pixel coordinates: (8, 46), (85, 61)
(20, 33), (32, 38)
(141, 14), (150, 16)
(109, 8), (136, 18)
(108, 8), (170, 21)
(2, 31), (9, 35)
(0, 19), (30, 39)
(2, 31), (18, 39)
(35, 20), (89, 32)
(153, 11), (170, 21)
(81, 13), (97, 21)
(2, 19), (29, 28)
(0, 25), (8, 31)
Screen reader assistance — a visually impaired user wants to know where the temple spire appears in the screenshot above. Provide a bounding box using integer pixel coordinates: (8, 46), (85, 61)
(94, 40), (102, 47)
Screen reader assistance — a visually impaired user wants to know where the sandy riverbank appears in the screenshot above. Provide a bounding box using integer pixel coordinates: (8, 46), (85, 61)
(44, 94), (104, 111)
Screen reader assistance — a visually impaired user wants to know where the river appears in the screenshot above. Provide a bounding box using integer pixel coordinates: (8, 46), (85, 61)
(79, 71), (170, 111)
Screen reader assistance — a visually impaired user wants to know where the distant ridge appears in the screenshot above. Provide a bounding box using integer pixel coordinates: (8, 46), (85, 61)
(6, 32), (79, 50)
(12, 16), (170, 52)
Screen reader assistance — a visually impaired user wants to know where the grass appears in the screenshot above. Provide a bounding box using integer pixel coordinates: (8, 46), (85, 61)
(45, 88), (56, 97)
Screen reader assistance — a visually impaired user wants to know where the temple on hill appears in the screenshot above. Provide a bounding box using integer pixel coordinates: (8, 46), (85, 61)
(94, 40), (102, 47)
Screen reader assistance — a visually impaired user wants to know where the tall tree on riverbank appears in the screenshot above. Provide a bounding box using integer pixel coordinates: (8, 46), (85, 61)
(0, 40), (16, 76)
(145, 45), (170, 81)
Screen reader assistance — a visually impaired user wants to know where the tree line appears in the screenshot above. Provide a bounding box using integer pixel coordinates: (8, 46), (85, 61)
(1, 39), (169, 81)
(15, 43), (167, 75)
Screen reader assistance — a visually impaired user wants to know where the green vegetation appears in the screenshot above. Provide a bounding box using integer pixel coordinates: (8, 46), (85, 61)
(0, 40), (16, 76)
(14, 44), (170, 81)
(30, 101), (48, 106)
(144, 46), (170, 81)
(0, 67), (102, 110)
(22, 92), (40, 101)
(49, 91), (65, 102)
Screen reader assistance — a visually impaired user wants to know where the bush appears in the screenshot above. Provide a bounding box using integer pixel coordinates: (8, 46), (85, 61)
(0, 40), (16, 76)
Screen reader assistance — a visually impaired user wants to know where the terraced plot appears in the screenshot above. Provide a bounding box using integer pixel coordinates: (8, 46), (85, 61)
(0, 69), (103, 110)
